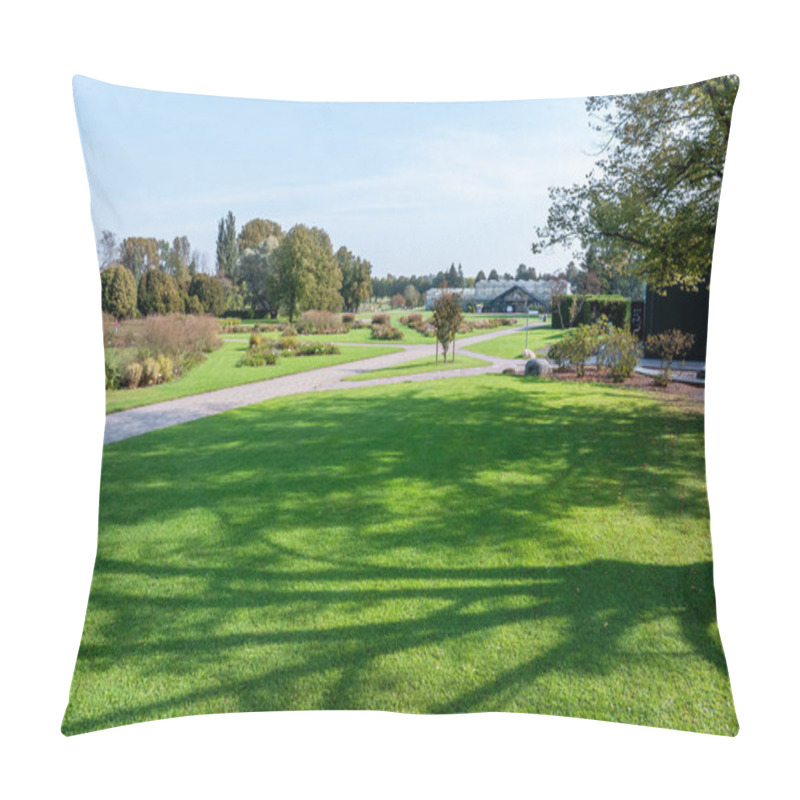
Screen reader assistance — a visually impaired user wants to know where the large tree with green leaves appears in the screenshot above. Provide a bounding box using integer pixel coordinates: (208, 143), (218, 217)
(336, 246), (373, 312)
(239, 238), (281, 317)
(215, 211), (239, 280)
(533, 76), (739, 291)
(273, 225), (343, 321)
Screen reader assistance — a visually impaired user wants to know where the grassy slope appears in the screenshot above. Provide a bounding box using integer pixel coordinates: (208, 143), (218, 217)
(106, 341), (401, 413)
(345, 353), (489, 381)
(463, 327), (566, 359)
(64, 376), (736, 736)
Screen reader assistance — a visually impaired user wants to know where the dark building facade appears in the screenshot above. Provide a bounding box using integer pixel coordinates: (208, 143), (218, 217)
(643, 281), (710, 361)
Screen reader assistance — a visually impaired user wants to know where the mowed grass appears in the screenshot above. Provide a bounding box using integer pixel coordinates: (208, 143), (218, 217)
(345, 353), (490, 381)
(106, 341), (401, 413)
(64, 376), (737, 736)
(464, 326), (566, 359)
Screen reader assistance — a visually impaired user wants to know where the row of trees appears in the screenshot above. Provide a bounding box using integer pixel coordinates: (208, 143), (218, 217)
(216, 213), (373, 320)
(98, 231), (208, 281)
(97, 214), (374, 320)
(101, 265), (225, 318)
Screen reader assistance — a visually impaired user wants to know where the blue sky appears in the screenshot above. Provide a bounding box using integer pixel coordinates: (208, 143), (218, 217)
(73, 76), (600, 278)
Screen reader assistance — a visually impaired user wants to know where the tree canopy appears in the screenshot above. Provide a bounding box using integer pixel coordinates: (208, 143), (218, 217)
(273, 225), (343, 321)
(120, 237), (161, 280)
(533, 76), (739, 291)
(238, 218), (283, 252)
(216, 211), (239, 279)
(239, 238), (281, 317)
(431, 291), (463, 362)
(336, 246), (373, 312)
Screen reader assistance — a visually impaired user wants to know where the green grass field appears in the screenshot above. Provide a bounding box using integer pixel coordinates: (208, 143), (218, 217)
(64, 376), (736, 736)
(463, 327), (566, 359)
(345, 353), (489, 381)
(106, 341), (401, 413)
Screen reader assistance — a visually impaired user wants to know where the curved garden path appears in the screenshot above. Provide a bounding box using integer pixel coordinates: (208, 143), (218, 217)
(103, 325), (539, 444)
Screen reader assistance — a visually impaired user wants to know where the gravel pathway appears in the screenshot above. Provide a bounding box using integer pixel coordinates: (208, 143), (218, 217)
(103, 326), (534, 444)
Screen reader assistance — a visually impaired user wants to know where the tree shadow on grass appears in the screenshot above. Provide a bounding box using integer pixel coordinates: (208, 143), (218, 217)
(63, 378), (733, 735)
(65, 557), (733, 735)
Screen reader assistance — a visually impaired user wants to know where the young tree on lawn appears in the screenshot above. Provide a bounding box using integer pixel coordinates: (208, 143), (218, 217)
(431, 290), (463, 363)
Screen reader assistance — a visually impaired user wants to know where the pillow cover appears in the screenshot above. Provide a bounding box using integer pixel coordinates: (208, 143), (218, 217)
(63, 75), (738, 736)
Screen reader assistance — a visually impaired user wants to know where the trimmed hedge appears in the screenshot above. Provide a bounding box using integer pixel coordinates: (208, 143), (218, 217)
(551, 295), (631, 330)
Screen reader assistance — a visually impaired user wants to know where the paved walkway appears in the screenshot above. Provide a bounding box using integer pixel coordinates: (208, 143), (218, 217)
(103, 325), (533, 444)
(103, 325), (707, 444)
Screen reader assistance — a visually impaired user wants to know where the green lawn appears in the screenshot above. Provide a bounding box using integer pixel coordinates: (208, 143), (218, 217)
(106, 341), (401, 413)
(64, 376), (736, 736)
(345, 353), (489, 381)
(464, 327), (566, 359)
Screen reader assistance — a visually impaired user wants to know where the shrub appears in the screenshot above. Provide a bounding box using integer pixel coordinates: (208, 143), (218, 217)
(249, 331), (262, 348)
(239, 349), (278, 367)
(137, 269), (183, 316)
(408, 313), (423, 324)
(296, 310), (348, 335)
(645, 329), (695, 386)
(371, 313), (390, 326)
(598, 328), (642, 382)
(295, 341), (340, 356)
(188, 273), (226, 316)
(220, 318), (241, 327)
(342, 313), (355, 325)
(141, 357), (159, 386)
(104, 351), (120, 390)
(371, 324), (404, 341)
(136, 314), (221, 372)
(122, 361), (143, 389)
(157, 354), (174, 383)
(547, 320), (609, 376)
(276, 336), (299, 352)
(101, 265), (138, 318)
